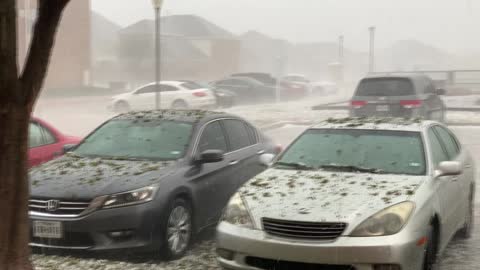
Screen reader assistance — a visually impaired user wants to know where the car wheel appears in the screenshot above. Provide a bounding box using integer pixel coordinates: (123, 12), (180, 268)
(459, 190), (474, 239)
(114, 101), (130, 113)
(162, 198), (193, 260)
(172, 100), (188, 110)
(423, 225), (438, 270)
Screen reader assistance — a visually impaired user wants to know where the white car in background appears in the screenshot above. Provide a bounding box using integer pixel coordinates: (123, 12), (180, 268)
(109, 81), (216, 112)
(282, 74), (338, 96)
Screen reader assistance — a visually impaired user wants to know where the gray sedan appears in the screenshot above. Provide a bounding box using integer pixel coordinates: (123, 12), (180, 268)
(216, 118), (476, 270)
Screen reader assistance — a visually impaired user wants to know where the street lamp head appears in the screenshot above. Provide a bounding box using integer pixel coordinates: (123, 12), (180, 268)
(152, 0), (164, 9)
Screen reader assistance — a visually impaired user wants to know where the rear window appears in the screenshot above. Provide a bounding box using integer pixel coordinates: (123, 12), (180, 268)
(181, 82), (204, 90)
(356, 78), (415, 96)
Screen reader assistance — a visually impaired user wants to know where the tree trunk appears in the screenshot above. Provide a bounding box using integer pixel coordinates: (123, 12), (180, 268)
(0, 104), (32, 270)
(0, 0), (70, 269)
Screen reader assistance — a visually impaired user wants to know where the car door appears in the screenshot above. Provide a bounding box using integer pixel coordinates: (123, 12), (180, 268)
(433, 125), (472, 228)
(187, 120), (234, 228)
(28, 121), (60, 167)
(221, 119), (266, 198)
(130, 85), (157, 110)
(427, 127), (463, 242)
(160, 84), (182, 108)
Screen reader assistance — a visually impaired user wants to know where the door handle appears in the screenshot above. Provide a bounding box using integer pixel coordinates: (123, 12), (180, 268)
(257, 150), (265, 155)
(465, 164), (473, 169)
(452, 177), (459, 182)
(229, 160), (239, 166)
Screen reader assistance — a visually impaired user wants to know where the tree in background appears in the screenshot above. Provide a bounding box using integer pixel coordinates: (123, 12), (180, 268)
(0, 0), (70, 269)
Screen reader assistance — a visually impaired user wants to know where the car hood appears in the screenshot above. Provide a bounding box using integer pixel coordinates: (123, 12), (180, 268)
(239, 169), (426, 228)
(29, 155), (177, 200)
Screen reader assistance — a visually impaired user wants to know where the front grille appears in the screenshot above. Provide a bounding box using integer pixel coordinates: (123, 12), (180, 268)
(29, 198), (91, 216)
(246, 257), (355, 270)
(262, 218), (347, 241)
(31, 231), (94, 248)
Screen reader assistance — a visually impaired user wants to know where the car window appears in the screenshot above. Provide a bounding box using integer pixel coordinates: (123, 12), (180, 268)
(277, 129), (426, 175)
(223, 119), (253, 151)
(434, 126), (460, 159)
(244, 123), (258, 144)
(198, 121), (228, 153)
(162, 85), (178, 92)
(356, 78), (415, 96)
(181, 82), (204, 90)
(135, 85), (156, 94)
(427, 128), (449, 166)
(29, 123), (44, 148)
(40, 124), (56, 145)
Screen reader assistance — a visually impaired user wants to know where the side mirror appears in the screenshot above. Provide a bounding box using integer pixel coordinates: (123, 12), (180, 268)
(63, 144), (77, 154)
(259, 153), (275, 167)
(435, 88), (446, 95)
(435, 161), (462, 178)
(196, 150), (224, 164)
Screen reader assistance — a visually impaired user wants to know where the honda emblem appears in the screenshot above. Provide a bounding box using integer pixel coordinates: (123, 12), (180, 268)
(46, 200), (60, 212)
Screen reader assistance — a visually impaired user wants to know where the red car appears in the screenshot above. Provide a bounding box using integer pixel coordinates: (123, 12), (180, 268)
(29, 117), (81, 168)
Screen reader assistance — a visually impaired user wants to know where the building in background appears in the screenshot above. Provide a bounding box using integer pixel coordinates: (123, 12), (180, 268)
(17, 0), (91, 90)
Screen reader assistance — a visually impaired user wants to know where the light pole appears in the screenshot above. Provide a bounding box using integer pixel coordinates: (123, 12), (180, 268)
(338, 35), (344, 64)
(368, 26), (376, 73)
(152, 0), (164, 109)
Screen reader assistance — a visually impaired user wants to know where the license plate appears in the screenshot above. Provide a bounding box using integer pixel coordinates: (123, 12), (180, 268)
(33, 221), (63, 239)
(376, 105), (389, 112)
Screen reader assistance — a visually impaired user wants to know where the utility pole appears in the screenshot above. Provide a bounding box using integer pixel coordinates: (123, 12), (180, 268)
(368, 26), (376, 73)
(152, 0), (164, 110)
(338, 35), (344, 64)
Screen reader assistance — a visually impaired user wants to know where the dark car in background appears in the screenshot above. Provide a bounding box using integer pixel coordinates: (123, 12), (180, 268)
(232, 72), (309, 100)
(350, 75), (446, 122)
(179, 80), (236, 108)
(29, 110), (278, 259)
(211, 77), (277, 104)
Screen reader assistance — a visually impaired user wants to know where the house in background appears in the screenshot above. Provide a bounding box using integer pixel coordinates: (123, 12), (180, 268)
(17, 0), (91, 90)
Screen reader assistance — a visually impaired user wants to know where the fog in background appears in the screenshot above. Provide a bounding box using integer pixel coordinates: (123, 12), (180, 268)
(93, 0), (480, 53)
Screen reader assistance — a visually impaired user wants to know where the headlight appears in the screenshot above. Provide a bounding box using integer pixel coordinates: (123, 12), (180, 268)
(221, 193), (254, 229)
(101, 186), (158, 209)
(350, 201), (415, 237)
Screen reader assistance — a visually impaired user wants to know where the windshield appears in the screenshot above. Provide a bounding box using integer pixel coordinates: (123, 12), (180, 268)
(74, 119), (193, 160)
(356, 78), (415, 96)
(277, 129), (426, 175)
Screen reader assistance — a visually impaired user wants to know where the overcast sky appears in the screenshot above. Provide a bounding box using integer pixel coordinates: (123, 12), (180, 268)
(92, 0), (480, 53)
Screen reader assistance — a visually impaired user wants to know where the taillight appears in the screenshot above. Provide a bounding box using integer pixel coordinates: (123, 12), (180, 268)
(193, 91), (207, 97)
(351, 100), (367, 109)
(400, 100), (423, 109)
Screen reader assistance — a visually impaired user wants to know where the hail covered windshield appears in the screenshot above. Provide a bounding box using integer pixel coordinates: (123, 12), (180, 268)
(277, 129), (426, 175)
(74, 119), (193, 160)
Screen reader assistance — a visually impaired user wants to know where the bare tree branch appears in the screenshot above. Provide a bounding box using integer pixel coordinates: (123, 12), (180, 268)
(20, 0), (70, 109)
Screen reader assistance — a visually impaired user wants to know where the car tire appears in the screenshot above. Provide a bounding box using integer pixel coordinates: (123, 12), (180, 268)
(172, 100), (188, 110)
(423, 225), (438, 270)
(459, 190), (474, 239)
(161, 198), (193, 260)
(114, 101), (130, 113)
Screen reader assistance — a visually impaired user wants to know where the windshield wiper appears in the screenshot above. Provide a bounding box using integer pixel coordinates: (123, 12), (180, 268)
(318, 164), (384, 174)
(274, 161), (316, 170)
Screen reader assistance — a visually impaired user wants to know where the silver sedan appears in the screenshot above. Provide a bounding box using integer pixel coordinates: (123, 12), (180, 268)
(216, 118), (476, 270)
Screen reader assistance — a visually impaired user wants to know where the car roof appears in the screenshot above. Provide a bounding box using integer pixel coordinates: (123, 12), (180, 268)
(364, 74), (431, 81)
(311, 117), (439, 132)
(113, 109), (239, 124)
(139, 81), (187, 88)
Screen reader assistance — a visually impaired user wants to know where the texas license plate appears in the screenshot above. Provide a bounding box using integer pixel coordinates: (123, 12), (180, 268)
(33, 221), (63, 239)
(376, 105), (389, 112)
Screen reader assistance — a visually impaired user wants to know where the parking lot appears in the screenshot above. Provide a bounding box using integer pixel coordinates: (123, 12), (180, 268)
(32, 95), (480, 270)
